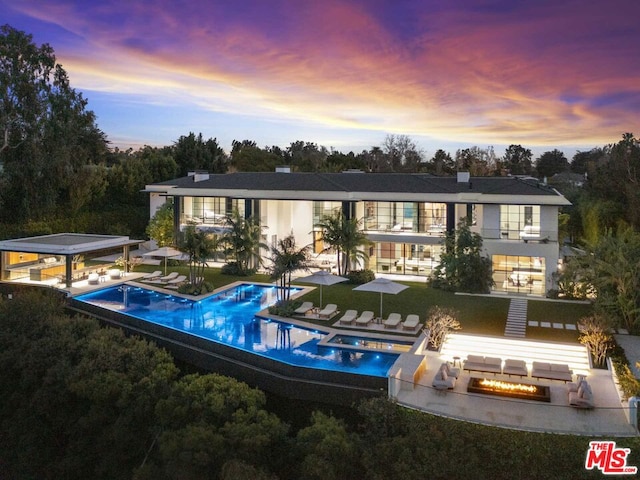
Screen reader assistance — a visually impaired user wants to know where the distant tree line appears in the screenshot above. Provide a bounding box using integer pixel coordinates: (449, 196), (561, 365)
(0, 288), (625, 480)
(2, 24), (633, 242)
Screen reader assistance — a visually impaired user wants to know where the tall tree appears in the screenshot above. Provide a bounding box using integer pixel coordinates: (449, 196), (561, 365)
(179, 224), (217, 289)
(172, 132), (227, 176)
(430, 218), (494, 293)
(315, 211), (369, 275)
(502, 144), (533, 175)
(146, 202), (175, 247)
(382, 134), (423, 172)
(286, 140), (328, 171)
(535, 149), (568, 179)
(229, 140), (281, 172)
(220, 209), (267, 275)
(268, 234), (312, 302)
(0, 25), (108, 221)
(426, 149), (456, 175)
(455, 146), (497, 175)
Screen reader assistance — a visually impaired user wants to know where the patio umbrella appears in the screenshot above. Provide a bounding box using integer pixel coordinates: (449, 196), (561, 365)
(143, 246), (184, 275)
(353, 277), (408, 318)
(296, 271), (348, 308)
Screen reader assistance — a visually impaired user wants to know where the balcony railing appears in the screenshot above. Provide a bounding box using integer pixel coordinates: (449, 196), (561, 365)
(481, 228), (557, 243)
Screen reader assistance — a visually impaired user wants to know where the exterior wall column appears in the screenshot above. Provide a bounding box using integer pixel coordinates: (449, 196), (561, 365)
(65, 255), (73, 287)
(173, 198), (181, 243)
(446, 203), (456, 234)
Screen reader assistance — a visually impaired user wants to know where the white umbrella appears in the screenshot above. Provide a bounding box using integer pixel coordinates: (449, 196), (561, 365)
(296, 271), (348, 308)
(143, 246), (184, 275)
(353, 277), (408, 318)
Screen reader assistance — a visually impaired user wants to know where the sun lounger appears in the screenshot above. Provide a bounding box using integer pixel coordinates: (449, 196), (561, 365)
(87, 273), (100, 285)
(156, 272), (179, 282)
(383, 312), (402, 329)
(294, 301), (314, 315)
(141, 270), (162, 280)
(355, 310), (374, 326)
(317, 303), (337, 318)
(164, 274), (187, 285)
(402, 314), (420, 330)
(339, 310), (357, 325)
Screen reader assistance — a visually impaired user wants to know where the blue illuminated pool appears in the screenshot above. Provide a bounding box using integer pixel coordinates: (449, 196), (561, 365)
(74, 283), (400, 377)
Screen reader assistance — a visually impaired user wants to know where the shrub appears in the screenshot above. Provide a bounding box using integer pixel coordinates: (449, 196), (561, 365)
(177, 281), (215, 296)
(268, 300), (298, 317)
(346, 269), (375, 285)
(424, 305), (461, 351)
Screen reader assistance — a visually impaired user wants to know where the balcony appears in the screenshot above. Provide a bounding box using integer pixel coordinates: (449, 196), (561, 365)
(482, 228), (557, 243)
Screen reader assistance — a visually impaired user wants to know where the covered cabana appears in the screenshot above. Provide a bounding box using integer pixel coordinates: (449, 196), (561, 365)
(0, 233), (143, 288)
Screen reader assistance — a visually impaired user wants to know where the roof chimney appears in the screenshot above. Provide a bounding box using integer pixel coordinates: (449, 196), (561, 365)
(189, 172), (209, 182)
(457, 171), (470, 183)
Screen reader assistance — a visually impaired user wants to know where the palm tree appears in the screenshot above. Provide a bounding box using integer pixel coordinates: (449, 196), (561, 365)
(315, 211), (369, 275)
(220, 209), (267, 275)
(179, 225), (217, 290)
(268, 235), (312, 302)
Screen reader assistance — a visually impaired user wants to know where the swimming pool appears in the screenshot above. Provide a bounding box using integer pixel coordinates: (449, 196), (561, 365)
(74, 283), (400, 377)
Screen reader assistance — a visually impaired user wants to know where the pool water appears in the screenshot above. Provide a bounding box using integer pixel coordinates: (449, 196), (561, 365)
(75, 283), (400, 377)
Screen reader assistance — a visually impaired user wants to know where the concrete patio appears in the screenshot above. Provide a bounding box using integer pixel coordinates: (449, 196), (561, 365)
(391, 345), (638, 437)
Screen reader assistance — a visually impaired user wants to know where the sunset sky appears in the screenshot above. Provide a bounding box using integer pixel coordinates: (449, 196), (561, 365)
(2, 0), (639, 158)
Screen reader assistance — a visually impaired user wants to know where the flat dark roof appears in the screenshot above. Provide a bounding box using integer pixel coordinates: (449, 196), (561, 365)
(0, 233), (143, 255)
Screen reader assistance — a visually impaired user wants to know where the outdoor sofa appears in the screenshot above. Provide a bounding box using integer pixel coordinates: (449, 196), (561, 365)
(531, 361), (573, 382)
(463, 354), (502, 375)
(503, 359), (528, 377)
(432, 363), (457, 390)
(567, 377), (594, 409)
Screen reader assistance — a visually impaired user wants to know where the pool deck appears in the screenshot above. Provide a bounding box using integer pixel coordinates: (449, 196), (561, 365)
(13, 275), (638, 437)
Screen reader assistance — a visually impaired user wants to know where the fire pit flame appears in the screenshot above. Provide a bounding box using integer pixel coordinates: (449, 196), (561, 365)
(479, 379), (539, 394)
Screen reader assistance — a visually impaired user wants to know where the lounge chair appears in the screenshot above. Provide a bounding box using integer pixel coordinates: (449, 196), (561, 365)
(141, 270), (162, 280)
(164, 274), (187, 285)
(432, 363), (456, 390)
(87, 273), (100, 285)
(355, 310), (374, 326)
(401, 314), (420, 330)
(317, 303), (337, 318)
(383, 312), (402, 329)
(338, 310), (358, 325)
(156, 272), (179, 282)
(294, 301), (314, 315)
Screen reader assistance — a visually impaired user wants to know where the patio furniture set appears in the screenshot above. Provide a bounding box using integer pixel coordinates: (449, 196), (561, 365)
(432, 354), (593, 408)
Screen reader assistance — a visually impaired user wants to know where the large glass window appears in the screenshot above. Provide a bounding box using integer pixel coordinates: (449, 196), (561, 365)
(500, 205), (540, 240)
(370, 242), (442, 277)
(492, 255), (545, 295)
(363, 201), (446, 234)
(181, 197), (243, 225)
(313, 201), (342, 225)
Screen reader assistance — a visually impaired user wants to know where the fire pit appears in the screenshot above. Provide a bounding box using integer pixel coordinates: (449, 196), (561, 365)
(467, 377), (551, 402)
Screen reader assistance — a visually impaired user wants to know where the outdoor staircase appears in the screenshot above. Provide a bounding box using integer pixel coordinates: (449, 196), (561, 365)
(440, 332), (591, 375)
(504, 298), (528, 338)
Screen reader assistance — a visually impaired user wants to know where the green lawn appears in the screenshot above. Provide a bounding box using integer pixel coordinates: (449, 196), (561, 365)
(130, 263), (593, 343)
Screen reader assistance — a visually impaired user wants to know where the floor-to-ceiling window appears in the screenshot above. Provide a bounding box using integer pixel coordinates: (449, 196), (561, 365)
(499, 205), (540, 240)
(363, 201), (447, 234)
(492, 255), (545, 295)
(371, 242), (442, 277)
